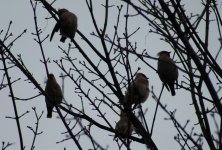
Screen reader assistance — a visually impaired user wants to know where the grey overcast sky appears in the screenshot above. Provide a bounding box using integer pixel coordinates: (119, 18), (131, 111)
(0, 0), (221, 149)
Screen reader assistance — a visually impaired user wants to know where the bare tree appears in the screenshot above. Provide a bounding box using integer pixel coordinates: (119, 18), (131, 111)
(0, 0), (221, 149)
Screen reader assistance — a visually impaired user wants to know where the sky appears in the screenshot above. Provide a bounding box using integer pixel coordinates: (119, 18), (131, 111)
(0, 0), (221, 150)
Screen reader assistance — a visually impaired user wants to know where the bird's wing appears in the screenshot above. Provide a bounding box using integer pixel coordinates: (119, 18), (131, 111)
(164, 83), (170, 91)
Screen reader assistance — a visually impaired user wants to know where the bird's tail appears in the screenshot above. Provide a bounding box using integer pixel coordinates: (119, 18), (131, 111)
(169, 83), (176, 96)
(47, 106), (53, 118)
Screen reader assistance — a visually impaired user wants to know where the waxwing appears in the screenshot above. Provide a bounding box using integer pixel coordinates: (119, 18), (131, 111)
(114, 111), (134, 139)
(124, 73), (149, 107)
(157, 51), (178, 96)
(50, 8), (78, 42)
(45, 74), (63, 118)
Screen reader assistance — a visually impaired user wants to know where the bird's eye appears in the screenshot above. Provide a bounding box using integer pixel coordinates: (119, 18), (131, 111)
(167, 53), (170, 57)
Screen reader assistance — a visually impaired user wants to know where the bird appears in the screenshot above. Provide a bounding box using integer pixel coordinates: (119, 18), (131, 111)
(124, 73), (149, 108)
(50, 8), (78, 43)
(114, 111), (134, 140)
(45, 74), (63, 118)
(157, 51), (178, 96)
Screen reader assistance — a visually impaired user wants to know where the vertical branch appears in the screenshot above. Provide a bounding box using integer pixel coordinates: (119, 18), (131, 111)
(150, 84), (164, 136)
(187, 54), (215, 149)
(124, 3), (133, 148)
(0, 47), (24, 150)
(101, 0), (108, 36)
(220, 120), (222, 149)
(30, 0), (49, 76)
(197, 89), (215, 148)
(124, 2), (135, 111)
(28, 107), (43, 149)
(204, 0), (210, 48)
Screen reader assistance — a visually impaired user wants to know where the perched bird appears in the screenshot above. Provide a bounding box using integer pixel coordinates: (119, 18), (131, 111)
(45, 74), (63, 118)
(114, 111), (134, 140)
(50, 8), (78, 42)
(124, 73), (149, 107)
(157, 51), (178, 96)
